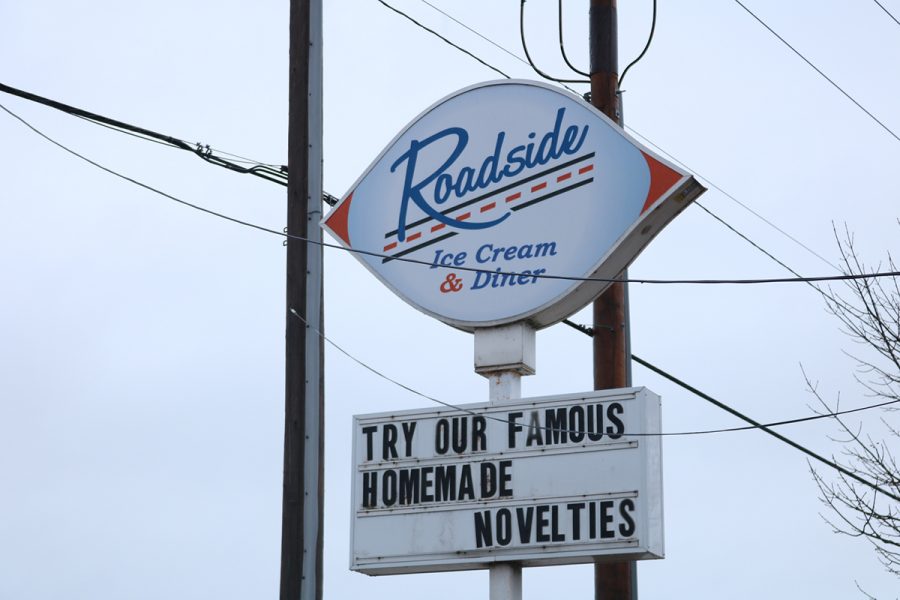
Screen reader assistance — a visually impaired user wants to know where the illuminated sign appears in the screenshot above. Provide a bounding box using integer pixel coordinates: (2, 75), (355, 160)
(323, 80), (705, 330)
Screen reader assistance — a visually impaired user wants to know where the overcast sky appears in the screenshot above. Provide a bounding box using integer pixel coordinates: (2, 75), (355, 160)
(2, 1), (899, 598)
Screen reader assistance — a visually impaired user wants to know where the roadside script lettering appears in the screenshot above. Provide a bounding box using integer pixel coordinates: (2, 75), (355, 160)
(390, 107), (588, 241)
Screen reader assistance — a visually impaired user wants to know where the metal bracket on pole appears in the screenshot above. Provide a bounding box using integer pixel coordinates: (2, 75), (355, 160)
(474, 322), (536, 378)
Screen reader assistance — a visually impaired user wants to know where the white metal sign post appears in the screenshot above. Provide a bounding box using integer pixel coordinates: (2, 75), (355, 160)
(323, 80), (704, 332)
(475, 324), (530, 600)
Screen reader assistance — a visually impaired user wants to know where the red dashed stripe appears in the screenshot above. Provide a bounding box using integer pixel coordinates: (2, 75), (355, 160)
(386, 164), (594, 251)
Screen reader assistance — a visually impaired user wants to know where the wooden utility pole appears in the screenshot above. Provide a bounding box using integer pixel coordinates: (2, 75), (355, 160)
(590, 1), (636, 599)
(280, 1), (324, 600)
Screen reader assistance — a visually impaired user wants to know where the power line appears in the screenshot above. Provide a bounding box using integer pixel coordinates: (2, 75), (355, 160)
(382, 2), (840, 274)
(289, 306), (900, 501)
(0, 81), (289, 186)
(417, 0), (530, 68)
(0, 102), (288, 238)
(872, 0), (900, 27)
(292, 309), (899, 436)
(691, 200), (848, 313)
(625, 125), (841, 272)
(557, 0), (590, 77)
(563, 317), (900, 502)
(410, 0), (580, 96)
(290, 307), (483, 417)
(694, 201), (807, 281)
(519, 0), (590, 84)
(376, 0), (510, 78)
(6, 8), (860, 284)
(617, 0), (658, 90)
(72, 113), (181, 150)
(7, 94), (898, 501)
(207, 146), (283, 169)
(631, 353), (900, 502)
(6, 99), (899, 289)
(733, 0), (900, 143)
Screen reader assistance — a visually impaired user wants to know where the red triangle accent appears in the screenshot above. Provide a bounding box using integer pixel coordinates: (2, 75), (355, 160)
(324, 192), (353, 247)
(640, 152), (683, 215)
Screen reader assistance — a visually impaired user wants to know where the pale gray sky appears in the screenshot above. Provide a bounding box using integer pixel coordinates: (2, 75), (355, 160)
(1, 1), (899, 598)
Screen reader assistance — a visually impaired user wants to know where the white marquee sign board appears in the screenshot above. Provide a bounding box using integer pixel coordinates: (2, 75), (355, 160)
(323, 80), (705, 331)
(350, 388), (663, 575)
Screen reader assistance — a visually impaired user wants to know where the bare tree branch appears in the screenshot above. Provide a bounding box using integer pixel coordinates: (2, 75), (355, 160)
(810, 225), (900, 582)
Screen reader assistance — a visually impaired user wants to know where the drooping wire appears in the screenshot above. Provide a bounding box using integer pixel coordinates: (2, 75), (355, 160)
(208, 147), (283, 169)
(625, 124), (841, 272)
(411, 0), (581, 95)
(290, 308), (482, 417)
(6, 100), (898, 287)
(630, 353), (900, 502)
(289, 307), (900, 501)
(691, 200), (848, 311)
(377, 0), (510, 78)
(0, 102), (288, 238)
(557, 0), (590, 77)
(872, 0), (900, 27)
(72, 113), (181, 149)
(76, 110), (282, 170)
(292, 309), (899, 436)
(617, 0), (657, 90)
(732, 0), (900, 143)
(3, 90), (898, 497)
(372, 1), (899, 302)
(520, 0), (590, 84)
(0, 81), (289, 186)
(417, 0), (530, 68)
(694, 201), (808, 281)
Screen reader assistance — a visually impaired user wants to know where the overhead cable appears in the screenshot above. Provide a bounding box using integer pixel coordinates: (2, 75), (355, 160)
(6, 98), (899, 502)
(690, 200), (849, 310)
(0, 81), (289, 185)
(733, 0), (900, 143)
(519, 0), (590, 84)
(417, 0), (531, 68)
(872, 0), (900, 26)
(6, 98), (898, 288)
(625, 125), (841, 272)
(289, 307), (900, 501)
(557, 0), (590, 77)
(377, 0), (510, 78)
(0, 102), (288, 237)
(385, 2), (840, 273)
(8, 78), (834, 277)
(631, 353), (900, 502)
(293, 310), (899, 437)
(559, 320), (900, 502)
(411, 0), (580, 95)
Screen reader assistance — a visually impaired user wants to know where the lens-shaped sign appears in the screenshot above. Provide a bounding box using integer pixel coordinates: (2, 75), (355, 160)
(323, 80), (705, 331)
